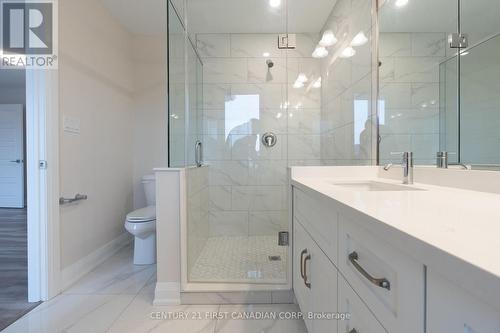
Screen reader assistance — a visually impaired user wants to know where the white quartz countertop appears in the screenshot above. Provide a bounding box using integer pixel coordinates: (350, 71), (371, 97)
(291, 168), (500, 309)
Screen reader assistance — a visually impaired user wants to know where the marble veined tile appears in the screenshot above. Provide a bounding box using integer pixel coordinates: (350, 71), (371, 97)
(63, 246), (156, 295)
(215, 304), (307, 333)
(2, 294), (134, 333)
(108, 292), (219, 331)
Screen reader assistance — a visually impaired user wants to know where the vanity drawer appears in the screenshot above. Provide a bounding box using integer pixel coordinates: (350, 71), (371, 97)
(338, 215), (425, 333)
(427, 269), (500, 333)
(293, 187), (338, 264)
(338, 275), (387, 333)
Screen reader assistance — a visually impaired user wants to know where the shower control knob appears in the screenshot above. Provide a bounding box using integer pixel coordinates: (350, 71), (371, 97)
(262, 132), (277, 148)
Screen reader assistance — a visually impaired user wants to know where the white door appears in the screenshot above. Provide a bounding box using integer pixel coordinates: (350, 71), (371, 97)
(0, 104), (25, 208)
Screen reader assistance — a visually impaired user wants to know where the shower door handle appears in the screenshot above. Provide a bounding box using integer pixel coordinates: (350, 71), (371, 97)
(300, 249), (307, 279)
(195, 140), (203, 167)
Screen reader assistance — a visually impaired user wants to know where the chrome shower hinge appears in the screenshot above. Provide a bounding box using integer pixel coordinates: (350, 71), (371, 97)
(448, 33), (469, 48)
(278, 34), (296, 49)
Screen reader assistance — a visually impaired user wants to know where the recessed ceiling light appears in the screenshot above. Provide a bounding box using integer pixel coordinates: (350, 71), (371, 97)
(312, 46), (328, 58)
(395, 0), (408, 7)
(262, 52), (270, 57)
(340, 46), (356, 58)
(351, 32), (368, 46)
(319, 30), (338, 47)
(269, 0), (281, 8)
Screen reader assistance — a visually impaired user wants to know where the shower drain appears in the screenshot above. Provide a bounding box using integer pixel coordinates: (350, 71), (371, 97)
(268, 255), (282, 261)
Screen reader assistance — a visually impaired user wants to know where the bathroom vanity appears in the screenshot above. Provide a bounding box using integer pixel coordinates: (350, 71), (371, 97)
(290, 166), (500, 333)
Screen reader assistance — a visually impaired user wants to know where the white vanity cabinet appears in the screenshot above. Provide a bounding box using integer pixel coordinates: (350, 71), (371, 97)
(427, 269), (500, 333)
(292, 186), (425, 333)
(294, 220), (338, 333)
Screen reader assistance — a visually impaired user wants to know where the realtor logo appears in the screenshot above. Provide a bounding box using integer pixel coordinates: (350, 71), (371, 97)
(1, 0), (58, 69)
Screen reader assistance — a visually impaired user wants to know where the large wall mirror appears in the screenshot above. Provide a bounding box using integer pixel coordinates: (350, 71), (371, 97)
(378, 0), (500, 168)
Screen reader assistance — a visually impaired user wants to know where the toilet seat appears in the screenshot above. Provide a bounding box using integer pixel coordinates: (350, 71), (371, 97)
(126, 205), (156, 223)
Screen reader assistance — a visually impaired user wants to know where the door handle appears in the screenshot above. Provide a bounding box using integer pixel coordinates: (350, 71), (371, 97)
(303, 253), (311, 289)
(348, 251), (390, 290)
(10, 159), (23, 164)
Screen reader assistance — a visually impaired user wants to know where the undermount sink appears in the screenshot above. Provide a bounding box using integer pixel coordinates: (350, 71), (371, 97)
(330, 181), (425, 192)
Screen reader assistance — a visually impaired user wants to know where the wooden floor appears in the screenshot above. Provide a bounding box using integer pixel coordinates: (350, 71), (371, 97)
(0, 208), (40, 331)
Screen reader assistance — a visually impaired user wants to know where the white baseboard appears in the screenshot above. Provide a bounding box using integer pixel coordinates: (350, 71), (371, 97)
(61, 232), (132, 291)
(154, 282), (181, 305)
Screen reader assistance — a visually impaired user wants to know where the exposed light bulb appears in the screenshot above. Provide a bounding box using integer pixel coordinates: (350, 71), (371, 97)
(313, 77), (322, 88)
(395, 0), (408, 7)
(269, 0), (281, 8)
(296, 73), (308, 83)
(312, 46), (328, 58)
(262, 52), (270, 57)
(351, 32), (368, 46)
(319, 30), (337, 47)
(276, 112), (283, 119)
(340, 46), (356, 58)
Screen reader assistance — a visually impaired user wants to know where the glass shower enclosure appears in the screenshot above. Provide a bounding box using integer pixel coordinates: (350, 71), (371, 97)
(168, 0), (377, 291)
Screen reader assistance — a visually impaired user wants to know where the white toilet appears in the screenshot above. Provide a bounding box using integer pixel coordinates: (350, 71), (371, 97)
(125, 175), (156, 265)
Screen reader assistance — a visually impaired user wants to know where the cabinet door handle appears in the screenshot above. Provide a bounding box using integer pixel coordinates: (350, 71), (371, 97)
(348, 251), (390, 290)
(300, 249), (307, 279)
(303, 254), (311, 289)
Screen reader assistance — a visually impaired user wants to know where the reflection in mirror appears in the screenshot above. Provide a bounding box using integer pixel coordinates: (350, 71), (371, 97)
(378, 0), (458, 165)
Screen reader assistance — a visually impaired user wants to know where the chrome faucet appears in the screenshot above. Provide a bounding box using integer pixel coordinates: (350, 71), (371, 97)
(383, 152), (414, 185)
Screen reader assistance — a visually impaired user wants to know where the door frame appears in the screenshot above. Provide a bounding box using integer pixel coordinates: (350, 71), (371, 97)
(26, 68), (60, 302)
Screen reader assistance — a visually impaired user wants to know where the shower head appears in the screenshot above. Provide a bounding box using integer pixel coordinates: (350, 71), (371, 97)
(266, 59), (274, 68)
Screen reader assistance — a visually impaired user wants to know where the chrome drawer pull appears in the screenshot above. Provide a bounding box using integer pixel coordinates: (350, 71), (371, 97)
(304, 254), (311, 289)
(348, 251), (390, 290)
(300, 249), (307, 279)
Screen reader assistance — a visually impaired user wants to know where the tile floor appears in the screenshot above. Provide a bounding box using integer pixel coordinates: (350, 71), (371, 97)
(0, 208), (40, 331)
(2, 245), (307, 333)
(189, 236), (287, 283)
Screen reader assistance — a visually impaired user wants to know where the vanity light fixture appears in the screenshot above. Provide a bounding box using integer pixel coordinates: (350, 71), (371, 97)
(296, 73), (308, 83)
(395, 0), (408, 7)
(313, 77), (322, 88)
(293, 81), (305, 89)
(262, 52), (270, 57)
(319, 30), (338, 47)
(269, 0), (281, 8)
(312, 45), (328, 58)
(351, 31), (368, 46)
(340, 46), (356, 58)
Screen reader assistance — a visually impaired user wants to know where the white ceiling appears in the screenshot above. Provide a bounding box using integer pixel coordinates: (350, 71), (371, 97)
(102, 0), (337, 35)
(380, 0), (500, 34)
(101, 0), (167, 35)
(186, 0), (338, 34)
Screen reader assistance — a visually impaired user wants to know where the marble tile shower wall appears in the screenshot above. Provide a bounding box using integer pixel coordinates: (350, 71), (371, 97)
(379, 32), (448, 164)
(196, 33), (321, 237)
(319, 0), (377, 166)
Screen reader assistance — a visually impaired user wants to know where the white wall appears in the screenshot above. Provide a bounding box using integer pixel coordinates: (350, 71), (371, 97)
(59, 0), (168, 270)
(59, 0), (134, 269)
(132, 36), (168, 209)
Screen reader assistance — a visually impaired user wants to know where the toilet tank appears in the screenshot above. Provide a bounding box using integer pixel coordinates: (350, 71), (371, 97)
(142, 175), (156, 206)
